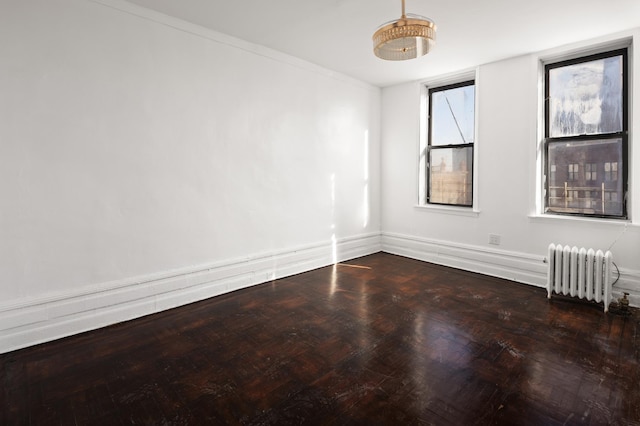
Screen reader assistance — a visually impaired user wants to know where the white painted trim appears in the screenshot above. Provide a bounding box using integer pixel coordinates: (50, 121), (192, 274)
(418, 68), (478, 90)
(0, 233), (381, 354)
(537, 33), (633, 67)
(414, 204), (481, 217)
(5, 230), (636, 353)
(381, 231), (640, 308)
(382, 232), (547, 286)
(416, 69), (480, 210)
(532, 30), (639, 222)
(528, 214), (635, 227)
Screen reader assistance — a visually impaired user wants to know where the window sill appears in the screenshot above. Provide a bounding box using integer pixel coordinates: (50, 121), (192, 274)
(415, 204), (480, 218)
(527, 213), (632, 227)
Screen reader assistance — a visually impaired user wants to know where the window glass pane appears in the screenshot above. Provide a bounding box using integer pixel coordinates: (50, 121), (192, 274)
(568, 163), (579, 181)
(431, 84), (475, 146)
(547, 138), (623, 216)
(605, 161), (619, 181)
(585, 163), (596, 181)
(429, 146), (472, 206)
(548, 54), (623, 137)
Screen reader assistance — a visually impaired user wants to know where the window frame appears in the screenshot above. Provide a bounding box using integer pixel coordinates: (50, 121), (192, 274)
(543, 48), (629, 219)
(425, 80), (476, 208)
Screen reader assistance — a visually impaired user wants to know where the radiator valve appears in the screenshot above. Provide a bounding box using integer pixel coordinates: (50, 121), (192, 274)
(619, 292), (630, 313)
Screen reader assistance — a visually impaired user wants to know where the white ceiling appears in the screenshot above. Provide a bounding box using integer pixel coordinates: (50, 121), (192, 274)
(125, 0), (640, 87)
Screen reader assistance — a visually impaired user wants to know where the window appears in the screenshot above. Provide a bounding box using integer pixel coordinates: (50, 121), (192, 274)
(426, 81), (475, 207)
(568, 164), (579, 181)
(585, 163), (597, 182)
(544, 49), (628, 218)
(605, 162), (618, 181)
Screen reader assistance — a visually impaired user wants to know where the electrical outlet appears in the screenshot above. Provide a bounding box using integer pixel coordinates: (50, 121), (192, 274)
(489, 234), (501, 245)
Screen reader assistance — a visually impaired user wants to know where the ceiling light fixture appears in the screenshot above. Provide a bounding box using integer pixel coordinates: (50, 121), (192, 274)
(373, 0), (436, 61)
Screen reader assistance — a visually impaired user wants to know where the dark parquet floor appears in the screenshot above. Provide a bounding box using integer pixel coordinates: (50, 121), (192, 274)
(1, 253), (639, 425)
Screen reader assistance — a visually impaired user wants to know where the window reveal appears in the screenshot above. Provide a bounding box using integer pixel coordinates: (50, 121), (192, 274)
(426, 81), (475, 207)
(544, 49), (628, 218)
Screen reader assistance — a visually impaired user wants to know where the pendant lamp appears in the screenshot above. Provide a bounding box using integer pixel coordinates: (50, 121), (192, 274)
(373, 0), (436, 60)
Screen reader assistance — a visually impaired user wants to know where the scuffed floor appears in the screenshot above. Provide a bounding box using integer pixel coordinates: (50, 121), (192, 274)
(2, 253), (639, 425)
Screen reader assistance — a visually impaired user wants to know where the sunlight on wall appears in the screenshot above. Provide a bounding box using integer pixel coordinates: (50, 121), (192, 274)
(363, 130), (370, 228)
(331, 173), (337, 264)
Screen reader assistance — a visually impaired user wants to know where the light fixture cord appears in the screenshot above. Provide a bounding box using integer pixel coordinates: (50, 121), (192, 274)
(401, 0), (406, 18)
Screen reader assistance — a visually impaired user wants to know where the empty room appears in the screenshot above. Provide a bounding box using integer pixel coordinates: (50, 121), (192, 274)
(1, 0), (640, 424)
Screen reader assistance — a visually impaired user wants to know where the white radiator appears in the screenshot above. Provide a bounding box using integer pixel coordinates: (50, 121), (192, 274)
(546, 243), (613, 313)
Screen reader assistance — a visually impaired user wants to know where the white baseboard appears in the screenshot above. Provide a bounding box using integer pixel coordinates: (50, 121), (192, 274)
(0, 233), (381, 354)
(382, 232), (548, 287)
(381, 231), (640, 308)
(4, 231), (637, 353)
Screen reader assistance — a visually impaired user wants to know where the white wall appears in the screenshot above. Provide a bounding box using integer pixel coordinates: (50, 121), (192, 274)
(3, 1), (637, 354)
(381, 30), (640, 305)
(0, 0), (381, 352)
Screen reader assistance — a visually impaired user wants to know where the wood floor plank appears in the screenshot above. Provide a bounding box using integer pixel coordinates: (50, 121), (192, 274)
(1, 253), (639, 425)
